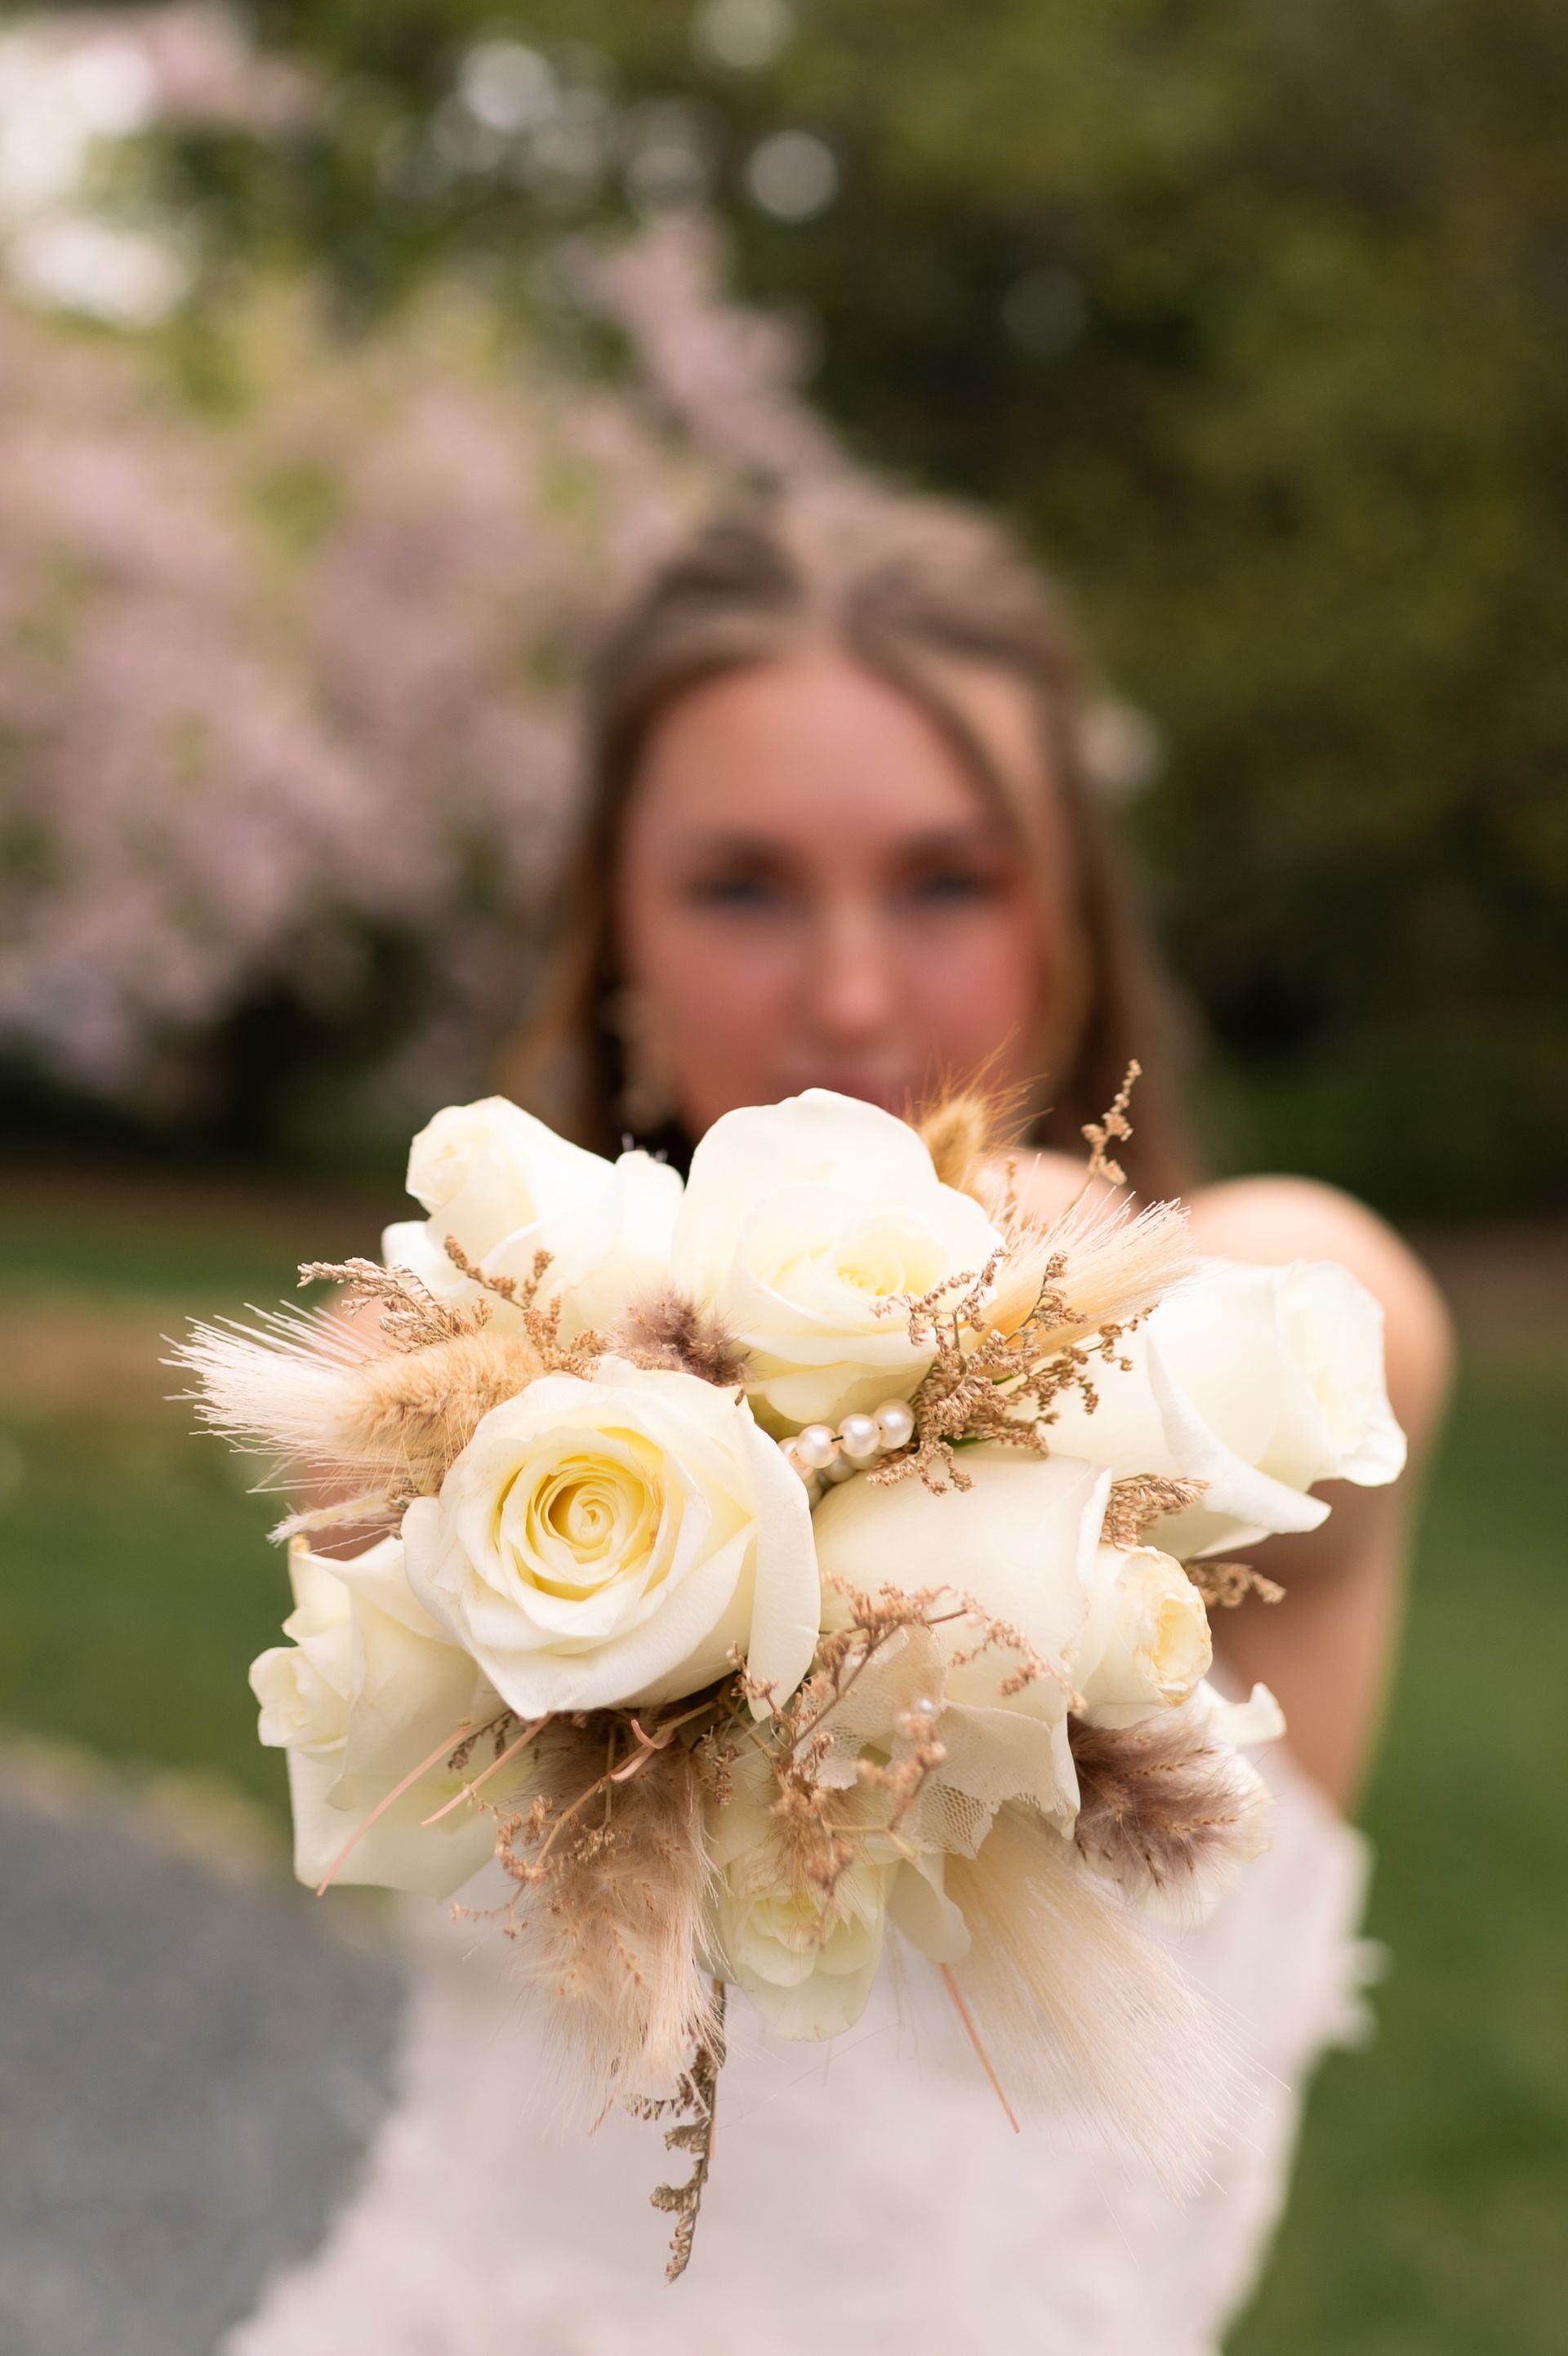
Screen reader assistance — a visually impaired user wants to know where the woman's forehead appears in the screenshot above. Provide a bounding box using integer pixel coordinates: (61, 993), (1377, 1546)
(627, 648), (1048, 840)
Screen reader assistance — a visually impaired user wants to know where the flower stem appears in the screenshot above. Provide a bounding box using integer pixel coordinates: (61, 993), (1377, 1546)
(940, 1963), (1021, 2135)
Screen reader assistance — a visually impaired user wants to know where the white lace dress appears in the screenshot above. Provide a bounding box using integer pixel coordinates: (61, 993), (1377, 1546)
(226, 1734), (1374, 2356)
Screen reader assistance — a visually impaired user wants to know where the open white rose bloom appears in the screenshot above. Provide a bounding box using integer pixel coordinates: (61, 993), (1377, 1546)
(176, 1080), (1404, 2278)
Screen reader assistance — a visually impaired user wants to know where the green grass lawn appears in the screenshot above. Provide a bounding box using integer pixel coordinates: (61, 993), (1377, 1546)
(0, 1177), (399, 1807)
(1231, 1336), (1568, 2354)
(1, 1182), (1563, 2350)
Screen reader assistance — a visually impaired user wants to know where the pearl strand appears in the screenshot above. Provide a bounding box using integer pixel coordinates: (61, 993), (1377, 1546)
(777, 1398), (916, 1505)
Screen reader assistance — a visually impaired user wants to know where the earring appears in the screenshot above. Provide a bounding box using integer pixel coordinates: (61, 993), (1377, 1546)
(606, 985), (677, 1138)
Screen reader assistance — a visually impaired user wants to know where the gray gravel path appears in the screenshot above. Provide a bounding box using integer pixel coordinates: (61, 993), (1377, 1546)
(0, 1757), (403, 2356)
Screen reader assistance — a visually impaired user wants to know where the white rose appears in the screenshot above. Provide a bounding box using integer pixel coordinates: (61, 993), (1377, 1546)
(381, 1095), (682, 1338)
(806, 1614), (1067, 1862)
(250, 1537), (500, 1899)
(705, 1753), (967, 2041)
(812, 1446), (1111, 1824)
(1073, 1543), (1214, 1726)
(670, 1089), (1002, 1428)
(250, 1554), (350, 1754)
(1040, 1257), (1407, 1557)
(401, 1357), (820, 1719)
(710, 1820), (891, 2042)
(1198, 1677), (1287, 1749)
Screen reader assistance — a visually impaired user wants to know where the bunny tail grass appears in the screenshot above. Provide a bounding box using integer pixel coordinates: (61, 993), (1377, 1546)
(171, 1313), (542, 1499)
(493, 1720), (720, 2104)
(944, 1803), (1242, 2193)
(916, 1089), (1006, 1196)
(990, 1185), (1195, 1354)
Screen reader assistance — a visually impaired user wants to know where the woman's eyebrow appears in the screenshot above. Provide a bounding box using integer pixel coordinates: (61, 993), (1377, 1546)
(667, 818), (1009, 862)
(664, 829), (791, 864)
(893, 821), (1011, 858)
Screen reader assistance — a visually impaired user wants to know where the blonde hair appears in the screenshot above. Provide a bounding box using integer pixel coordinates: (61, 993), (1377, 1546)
(504, 483), (1200, 1200)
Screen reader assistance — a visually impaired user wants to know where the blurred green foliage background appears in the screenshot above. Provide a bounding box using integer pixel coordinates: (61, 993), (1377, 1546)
(167, 0), (1568, 1213)
(4, 0), (1565, 1212)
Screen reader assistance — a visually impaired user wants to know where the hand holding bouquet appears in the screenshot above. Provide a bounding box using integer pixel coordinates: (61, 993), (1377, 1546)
(176, 1074), (1404, 2276)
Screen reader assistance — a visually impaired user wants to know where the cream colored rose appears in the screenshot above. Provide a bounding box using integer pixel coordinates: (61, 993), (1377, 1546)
(401, 1358), (820, 1719)
(1200, 1677), (1287, 1749)
(812, 1445), (1111, 1826)
(704, 1753), (967, 2040)
(381, 1095), (681, 1338)
(670, 1089), (1002, 1428)
(1040, 1256), (1407, 1557)
(809, 1617), (1071, 1862)
(710, 1829), (892, 2042)
(250, 1536), (500, 1899)
(1073, 1543), (1213, 1726)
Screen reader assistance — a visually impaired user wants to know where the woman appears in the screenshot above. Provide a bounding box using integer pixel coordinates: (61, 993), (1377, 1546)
(230, 486), (1452, 2355)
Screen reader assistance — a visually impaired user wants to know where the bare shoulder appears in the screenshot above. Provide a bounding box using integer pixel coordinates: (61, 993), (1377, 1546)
(1188, 1174), (1456, 1439)
(1187, 1171), (1442, 1313)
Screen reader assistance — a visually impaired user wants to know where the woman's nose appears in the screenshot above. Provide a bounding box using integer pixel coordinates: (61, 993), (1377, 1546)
(804, 902), (902, 1043)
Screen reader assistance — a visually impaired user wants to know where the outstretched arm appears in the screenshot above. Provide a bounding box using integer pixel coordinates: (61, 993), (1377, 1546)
(1000, 1154), (1454, 1810)
(1183, 1177), (1453, 1810)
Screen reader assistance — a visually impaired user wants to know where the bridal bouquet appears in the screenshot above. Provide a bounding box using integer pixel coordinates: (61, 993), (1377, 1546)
(176, 1072), (1405, 2275)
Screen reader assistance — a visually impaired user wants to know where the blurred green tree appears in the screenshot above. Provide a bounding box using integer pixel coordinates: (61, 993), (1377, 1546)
(67, 1), (1568, 1206)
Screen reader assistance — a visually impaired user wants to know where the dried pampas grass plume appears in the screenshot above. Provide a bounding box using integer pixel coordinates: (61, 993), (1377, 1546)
(608, 1290), (748, 1387)
(1068, 1712), (1274, 1923)
(170, 1310), (542, 1505)
(492, 1717), (720, 2103)
(944, 1802), (1240, 2192)
(917, 1089), (1004, 1196)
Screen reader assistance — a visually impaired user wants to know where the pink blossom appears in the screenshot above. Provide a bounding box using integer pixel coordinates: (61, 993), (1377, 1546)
(0, 230), (838, 1112)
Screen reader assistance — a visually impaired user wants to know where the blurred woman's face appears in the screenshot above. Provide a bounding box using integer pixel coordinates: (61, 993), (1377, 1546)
(615, 649), (1076, 1138)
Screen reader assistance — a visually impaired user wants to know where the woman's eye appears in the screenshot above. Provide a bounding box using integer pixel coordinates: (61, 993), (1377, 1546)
(685, 873), (784, 911)
(904, 867), (1000, 908)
